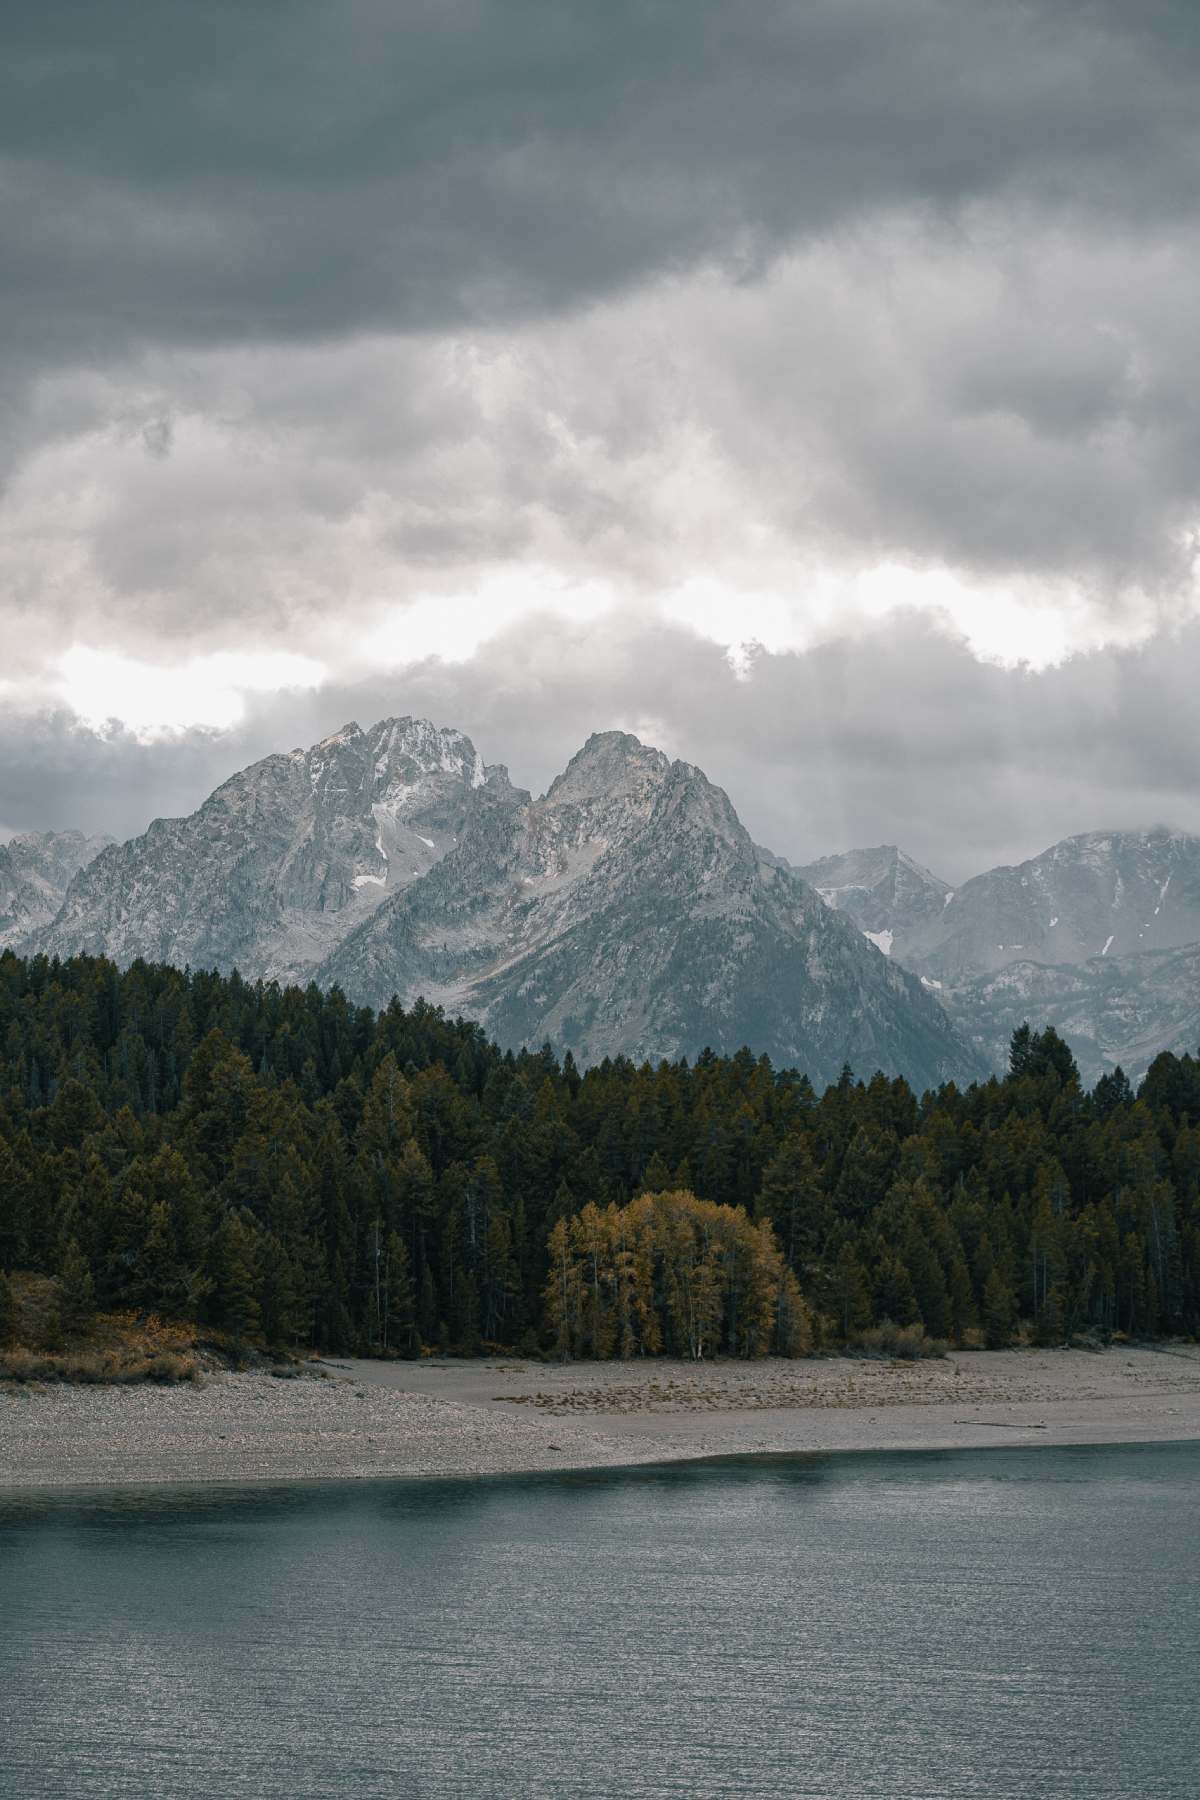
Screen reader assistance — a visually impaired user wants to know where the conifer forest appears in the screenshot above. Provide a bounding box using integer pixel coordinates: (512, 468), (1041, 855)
(0, 951), (1197, 1360)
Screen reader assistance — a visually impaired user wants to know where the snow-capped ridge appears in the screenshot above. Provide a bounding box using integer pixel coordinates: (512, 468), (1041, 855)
(30, 717), (979, 1090)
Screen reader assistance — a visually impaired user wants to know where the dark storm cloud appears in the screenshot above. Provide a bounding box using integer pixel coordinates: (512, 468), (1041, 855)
(8, 614), (1200, 885)
(5, 0), (1200, 373)
(3, 0), (1200, 616)
(4, 2), (1200, 769)
(7, 221), (1198, 671)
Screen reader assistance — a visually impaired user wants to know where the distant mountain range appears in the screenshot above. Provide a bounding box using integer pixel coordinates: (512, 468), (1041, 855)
(18, 718), (971, 1091)
(797, 831), (1200, 1083)
(13, 719), (1200, 1087)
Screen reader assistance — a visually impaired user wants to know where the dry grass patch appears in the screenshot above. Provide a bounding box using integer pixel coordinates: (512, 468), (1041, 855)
(0, 1274), (206, 1385)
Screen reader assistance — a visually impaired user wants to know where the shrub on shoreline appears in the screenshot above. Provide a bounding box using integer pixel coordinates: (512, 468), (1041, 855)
(0, 1345), (198, 1385)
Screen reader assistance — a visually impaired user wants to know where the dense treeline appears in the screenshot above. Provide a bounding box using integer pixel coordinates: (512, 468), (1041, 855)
(0, 951), (1198, 1358)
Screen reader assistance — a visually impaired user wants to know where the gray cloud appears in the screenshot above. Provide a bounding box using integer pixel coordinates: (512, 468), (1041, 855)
(2, 3), (1200, 632)
(5, 216), (1199, 683)
(4, 2), (1200, 828)
(6, 613), (1200, 885)
(6, 2), (1200, 376)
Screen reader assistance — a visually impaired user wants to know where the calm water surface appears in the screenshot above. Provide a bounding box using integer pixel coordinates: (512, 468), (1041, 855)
(0, 1441), (1197, 1799)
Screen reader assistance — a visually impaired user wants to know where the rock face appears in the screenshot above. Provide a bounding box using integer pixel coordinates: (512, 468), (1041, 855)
(949, 945), (1200, 1089)
(899, 830), (1200, 982)
(39, 719), (498, 982)
(810, 829), (1200, 1085)
(0, 831), (112, 949)
(791, 845), (952, 958)
(36, 720), (981, 1091)
(322, 732), (979, 1087)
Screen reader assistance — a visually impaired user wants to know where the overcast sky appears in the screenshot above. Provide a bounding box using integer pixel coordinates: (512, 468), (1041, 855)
(4, 2), (1199, 879)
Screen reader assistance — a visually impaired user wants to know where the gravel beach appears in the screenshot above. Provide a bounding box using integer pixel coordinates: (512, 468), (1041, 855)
(3, 1345), (1200, 1490)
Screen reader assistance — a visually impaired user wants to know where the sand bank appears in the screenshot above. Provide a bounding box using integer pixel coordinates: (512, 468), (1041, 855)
(2, 1345), (1199, 1490)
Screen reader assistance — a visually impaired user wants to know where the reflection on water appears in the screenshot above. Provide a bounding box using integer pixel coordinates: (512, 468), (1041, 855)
(1, 1442), (1197, 1798)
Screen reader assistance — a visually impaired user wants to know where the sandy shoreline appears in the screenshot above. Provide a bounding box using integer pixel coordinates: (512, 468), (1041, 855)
(2, 1345), (1200, 1491)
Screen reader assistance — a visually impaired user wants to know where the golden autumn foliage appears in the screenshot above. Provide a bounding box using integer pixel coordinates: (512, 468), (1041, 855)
(543, 1189), (812, 1360)
(0, 1272), (204, 1382)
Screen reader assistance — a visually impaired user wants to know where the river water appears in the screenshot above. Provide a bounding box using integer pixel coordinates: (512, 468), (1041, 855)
(1, 1441), (1197, 1798)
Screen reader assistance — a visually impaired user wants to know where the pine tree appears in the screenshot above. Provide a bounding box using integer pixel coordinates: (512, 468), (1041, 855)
(0, 1268), (15, 1345)
(947, 1251), (976, 1343)
(1008, 1023), (1034, 1078)
(874, 1254), (920, 1327)
(639, 1151), (672, 1195)
(829, 1242), (871, 1341)
(834, 1126), (899, 1222)
(180, 1031), (257, 1184)
(212, 1211), (261, 1349)
(384, 1231), (419, 1357)
(982, 1267), (1016, 1348)
(259, 1237), (309, 1348)
(359, 1055), (417, 1159)
(137, 1202), (188, 1315)
(757, 1133), (830, 1268)
(58, 1237), (96, 1334)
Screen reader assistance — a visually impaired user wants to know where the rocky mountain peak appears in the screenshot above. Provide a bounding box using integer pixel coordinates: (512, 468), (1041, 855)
(362, 716), (488, 793)
(543, 731), (671, 808)
(793, 842), (952, 954)
(317, 721), (363, 746)
(30, 717), (983, 1089)
(36, 714), (508, 985)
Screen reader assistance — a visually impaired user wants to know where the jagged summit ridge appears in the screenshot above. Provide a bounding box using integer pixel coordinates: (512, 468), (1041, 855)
(543, 731), (670, 807)
(38, 715), (510, 983)
(806, 826), (1200, 1085)
(31, 717), (979, 1089)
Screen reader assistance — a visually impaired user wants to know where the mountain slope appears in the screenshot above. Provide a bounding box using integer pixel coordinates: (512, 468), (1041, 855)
(39, 718), (505, 983)
(321, 733), (980, 1087)
(804, 828), (1200, 1083)
(901, 829), (1200, 981)
(949, 943), (1200, 1088)
(791, 844), (952, 957)
(0, 831), (112, 949)
(36, 722), (982, 1089)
